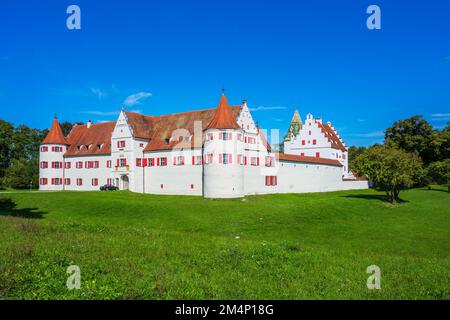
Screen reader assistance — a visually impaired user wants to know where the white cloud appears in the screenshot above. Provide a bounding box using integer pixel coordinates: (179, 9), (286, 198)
(430, 113), (450, 122)
(357, 118), (366, 122)
(123, 92), (152, 107)
(431, 113), (450, 117)
(90, 87), (107, 99)
(347, 131), (384, 138)
(249, 106), (287, 112)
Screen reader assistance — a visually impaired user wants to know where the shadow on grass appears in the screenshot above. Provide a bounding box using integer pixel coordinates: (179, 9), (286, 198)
(0, 198), (46, 219)
(341, 194), (409, 203)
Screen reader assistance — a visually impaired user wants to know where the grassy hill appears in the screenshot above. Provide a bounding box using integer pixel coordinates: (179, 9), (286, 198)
(0, 187), (449, 299)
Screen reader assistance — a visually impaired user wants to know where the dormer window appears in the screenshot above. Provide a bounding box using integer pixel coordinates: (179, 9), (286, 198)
(165, 138), (170, 144)
(77, 146), (81, 150)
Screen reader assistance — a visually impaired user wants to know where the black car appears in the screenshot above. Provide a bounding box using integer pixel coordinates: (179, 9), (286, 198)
(100, 184), (119, 191)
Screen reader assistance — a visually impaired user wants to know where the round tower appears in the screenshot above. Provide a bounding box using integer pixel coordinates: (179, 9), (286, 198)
(203, 93), (244, 198)
(39, 117), (69, 191)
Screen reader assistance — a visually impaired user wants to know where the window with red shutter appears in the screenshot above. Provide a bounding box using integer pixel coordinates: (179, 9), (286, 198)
(302, 140), (305, 145)
(316, 152), (320, 158)
(143, 158), (148, 167)
(313, 139), (316, 145)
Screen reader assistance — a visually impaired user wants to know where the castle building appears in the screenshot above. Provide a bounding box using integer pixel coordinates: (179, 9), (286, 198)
(39, 93), (367, 197)
(283, 111), (349, 176)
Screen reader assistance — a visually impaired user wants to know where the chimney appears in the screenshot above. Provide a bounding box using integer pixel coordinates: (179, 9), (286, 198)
(87, 120), (92, 128)
(317, 117), (322, 124)
(327, 121), (331, 126)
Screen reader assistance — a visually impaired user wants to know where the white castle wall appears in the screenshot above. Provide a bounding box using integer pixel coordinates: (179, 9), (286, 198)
(143, 149), (203, 196)
(64, 154), (111, 191)
(277, 161), (343, 193)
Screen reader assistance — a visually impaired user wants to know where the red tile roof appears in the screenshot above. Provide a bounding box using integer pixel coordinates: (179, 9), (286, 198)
(317, 122), (346, 151)
(42, 118), (69, 145)
(140, 106), (242, 152)
(205, 94), (241, 130)
(277, 152), (343, 167)
(64, 122), (116, 157)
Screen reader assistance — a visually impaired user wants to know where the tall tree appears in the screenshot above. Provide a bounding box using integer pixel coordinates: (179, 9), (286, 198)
(353, 145), (424, 203)
(0, 119), (14, 178)
(348, 146), (367, 171)
(60, 121), (83, 137)
(384, 115), (441, 164)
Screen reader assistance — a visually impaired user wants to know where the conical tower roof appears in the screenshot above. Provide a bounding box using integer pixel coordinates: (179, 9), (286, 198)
(291, 110), (302, 125)
(283, 109), (303, 141)
(205, 93), (240, 130)
(42, 117), (69, 145)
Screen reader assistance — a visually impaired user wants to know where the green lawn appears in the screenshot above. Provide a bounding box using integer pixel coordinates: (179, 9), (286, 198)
(0, 187), (449, 299)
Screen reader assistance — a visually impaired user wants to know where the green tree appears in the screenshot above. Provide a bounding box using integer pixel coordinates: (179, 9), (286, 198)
(348, 146), (366, 171)
(60, 121), (83, 136)
(385, 115), (439, 164)
(0, 119), (14, 179)
(426, 159), (450, 191)
(2, 157), (39, 189)
(353, 145), (424, 203)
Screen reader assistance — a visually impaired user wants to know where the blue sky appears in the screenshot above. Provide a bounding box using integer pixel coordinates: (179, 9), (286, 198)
(0, 0), (449, 146)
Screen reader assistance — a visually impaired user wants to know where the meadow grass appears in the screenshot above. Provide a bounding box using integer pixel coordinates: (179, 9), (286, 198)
(0, 187), (449, 299)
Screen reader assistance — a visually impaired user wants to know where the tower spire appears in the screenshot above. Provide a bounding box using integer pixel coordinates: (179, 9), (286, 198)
(205, 93), (240, 130)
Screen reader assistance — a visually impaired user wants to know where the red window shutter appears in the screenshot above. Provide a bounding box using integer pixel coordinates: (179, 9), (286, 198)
(257, 157), (260, 166)
(136, 158), (139, 166)
(157, 158), (160, 166)
(192, 156), (195, 165)
(302, 140), (305, 145)
(219, 154), (223, 164)
(244, 156), (247, 165)
(143, 158), (148, 167)
(117, 141), (120, 148)
(124, 158), (127, 166)
(316, 152), (320, 158)
(313, 139), (316, 145)
(181, 156), (184, 165)
(244, 137), (247, 143)
(228, 154), (232, 164)
(228, 133), (232, 140)
(275, 176), (278, 185)
(173, 157), (176, 165)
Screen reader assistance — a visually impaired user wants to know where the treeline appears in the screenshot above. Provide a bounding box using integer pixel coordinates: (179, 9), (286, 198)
(349, 116), (450, 203)
(0, 119), (79, 189)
